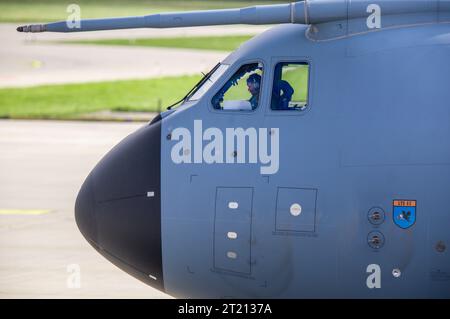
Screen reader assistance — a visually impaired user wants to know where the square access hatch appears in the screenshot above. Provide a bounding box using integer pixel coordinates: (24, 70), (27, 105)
(275, 187), (317, 233)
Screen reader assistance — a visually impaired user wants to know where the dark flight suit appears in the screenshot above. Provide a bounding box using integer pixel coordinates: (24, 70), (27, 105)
(249, 93), (260, 110)
(272, 80), (294, 109)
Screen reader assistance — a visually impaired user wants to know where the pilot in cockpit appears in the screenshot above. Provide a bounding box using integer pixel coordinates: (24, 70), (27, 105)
(246, 73), (261, 110)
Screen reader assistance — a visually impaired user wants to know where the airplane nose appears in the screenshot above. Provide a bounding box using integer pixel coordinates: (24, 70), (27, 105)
(74, 121), (163, 291)
(75, 174), (97, 243)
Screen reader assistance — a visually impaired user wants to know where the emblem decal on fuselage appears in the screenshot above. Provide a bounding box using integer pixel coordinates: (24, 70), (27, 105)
(393, 200), (416, 229)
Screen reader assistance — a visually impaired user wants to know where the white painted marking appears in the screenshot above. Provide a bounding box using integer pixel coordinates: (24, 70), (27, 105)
(149, 275), (157, 280)
(228, 202), (239, 209)
(227, 232), (238, 239)
(147, 191), (155, 197)
(227, 251), (237, 259)
(290, 203), (302, 216)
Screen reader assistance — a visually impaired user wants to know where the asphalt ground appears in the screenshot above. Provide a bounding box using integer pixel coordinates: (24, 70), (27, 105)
(0, 23), (269, 88)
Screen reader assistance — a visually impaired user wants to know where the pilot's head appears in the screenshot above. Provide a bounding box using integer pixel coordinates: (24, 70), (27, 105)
(247, 73), (261, 96)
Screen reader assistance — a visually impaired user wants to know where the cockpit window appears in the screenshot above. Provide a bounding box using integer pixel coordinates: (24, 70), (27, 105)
(188, 64), (229, 101)
(271, 62), (309, 111)
(212, 63), (263, 111)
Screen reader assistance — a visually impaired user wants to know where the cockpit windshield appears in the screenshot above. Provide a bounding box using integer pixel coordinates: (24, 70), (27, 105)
(187, 63), (229, 102)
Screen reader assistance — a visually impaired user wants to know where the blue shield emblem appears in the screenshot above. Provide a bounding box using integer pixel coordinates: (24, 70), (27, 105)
(393, 200), (416, 229)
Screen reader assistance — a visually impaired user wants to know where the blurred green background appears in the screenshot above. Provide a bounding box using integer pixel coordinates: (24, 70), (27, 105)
(0, 0), (290, 120)
(0, 0), (286, 23)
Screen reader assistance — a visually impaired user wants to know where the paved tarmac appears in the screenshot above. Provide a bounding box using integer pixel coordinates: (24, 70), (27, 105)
(0, 23), (269, 88)
(0, 119), (172, 298)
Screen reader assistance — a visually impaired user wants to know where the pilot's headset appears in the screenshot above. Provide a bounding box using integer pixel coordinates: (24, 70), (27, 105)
(247, 73), (261, 89)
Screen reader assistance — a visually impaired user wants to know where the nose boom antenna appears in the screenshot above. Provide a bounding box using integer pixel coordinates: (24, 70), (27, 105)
(17, 0), (450, 34)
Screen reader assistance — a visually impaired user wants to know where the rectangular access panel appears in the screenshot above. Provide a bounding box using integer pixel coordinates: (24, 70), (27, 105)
(275, 187), (317, 233)
(214, 187), (253, 275)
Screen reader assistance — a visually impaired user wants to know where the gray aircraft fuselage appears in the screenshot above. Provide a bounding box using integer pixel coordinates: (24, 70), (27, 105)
(158, 23), (450, 298)
(20, 0), (450, 298)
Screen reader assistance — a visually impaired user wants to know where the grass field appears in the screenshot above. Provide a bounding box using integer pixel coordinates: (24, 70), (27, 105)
(0, 0), (284, 23)
(0, 66), (309, 119)
(0, 67), (309, 119)
(0, 75), (202, 119)
(67, 35), (254, 51)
